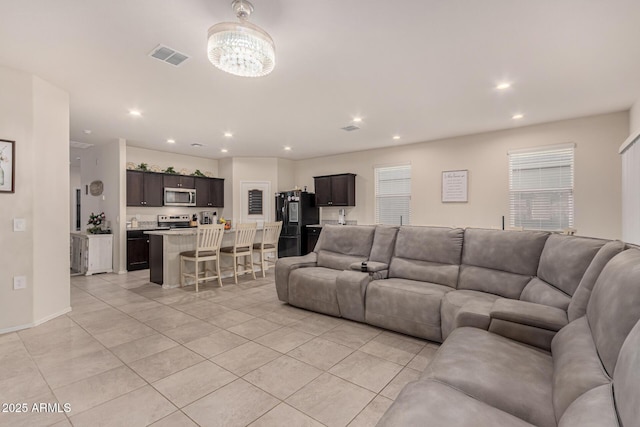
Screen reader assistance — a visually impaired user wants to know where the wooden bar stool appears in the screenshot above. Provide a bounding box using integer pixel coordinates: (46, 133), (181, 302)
(253, 221), (282, 277)
(180, 224), (225, 292)
(220, 222), (257, 284)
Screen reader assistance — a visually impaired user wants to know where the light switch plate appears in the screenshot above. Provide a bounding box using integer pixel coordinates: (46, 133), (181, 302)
(13, 276), (27, 290)
(13, 218), (26, 232)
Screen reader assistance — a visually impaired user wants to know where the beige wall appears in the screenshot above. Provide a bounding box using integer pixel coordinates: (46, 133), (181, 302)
(631, 98), (640, 135)
(295, 112), (627, 239)
(0, 66), (70, 332)
(126, 146), (219, 177)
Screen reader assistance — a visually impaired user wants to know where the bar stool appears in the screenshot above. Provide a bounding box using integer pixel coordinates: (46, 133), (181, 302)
(180, 223), (225, 292)
(253, 221), (282, 277)
(220, 222), (258, 284)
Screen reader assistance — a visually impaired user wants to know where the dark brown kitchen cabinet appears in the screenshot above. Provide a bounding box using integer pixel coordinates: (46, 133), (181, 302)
(194, 177), (225, 208)
(126, 170), (163, 207)
(163, 174), (195, 189)
(126, 230), (150, 271)
(313, 173), (356, 206)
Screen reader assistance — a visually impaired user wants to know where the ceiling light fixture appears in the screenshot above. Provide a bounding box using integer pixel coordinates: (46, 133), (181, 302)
(129, 110), (142, 116)
(392, 135), (401, 140)
(224, 132), (233, 137)
(512, 114), (524, 120)
(207, 0), (275, 78)
(353, 117), (363, 123)
(221, 148), (229, 153)
(167, 139), (175, 144)
(284, 146), (292, 151)
(496, 82), (511, 90)
(191, 143), (203, 147)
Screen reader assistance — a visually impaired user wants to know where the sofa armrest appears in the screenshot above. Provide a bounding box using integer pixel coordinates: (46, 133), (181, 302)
(349, 261), (389, 279)
(349, 261), (388, 272)
(491, 299), (568, 331)
(488, 299), (568, 351)
(275, 252), (318, 302)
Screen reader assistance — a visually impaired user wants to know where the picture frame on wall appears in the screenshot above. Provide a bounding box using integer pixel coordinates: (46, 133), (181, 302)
(442, 169), (468, 203)
(0, 139), (15, 193)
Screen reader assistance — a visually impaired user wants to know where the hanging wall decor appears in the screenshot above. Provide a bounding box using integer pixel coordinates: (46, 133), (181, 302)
(0, 139), (15, 193)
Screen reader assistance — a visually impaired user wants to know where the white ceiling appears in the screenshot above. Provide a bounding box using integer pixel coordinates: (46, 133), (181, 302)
(1, 0), (639, 161)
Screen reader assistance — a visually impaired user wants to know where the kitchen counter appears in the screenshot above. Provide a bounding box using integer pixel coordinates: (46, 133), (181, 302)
(145, 228), (263, 288)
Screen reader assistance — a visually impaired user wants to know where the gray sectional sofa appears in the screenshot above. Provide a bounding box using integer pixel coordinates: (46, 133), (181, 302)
(275, 224), (640, 427)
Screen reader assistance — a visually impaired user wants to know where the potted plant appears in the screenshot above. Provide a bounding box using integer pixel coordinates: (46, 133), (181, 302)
(191, 169), (206, 177)
(137, 163), (149, 171)
(164, 166), (177, 174)
(87, 212), (109, 234)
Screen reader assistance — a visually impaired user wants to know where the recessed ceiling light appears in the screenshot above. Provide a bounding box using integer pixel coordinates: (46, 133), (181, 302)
(129, 110), (142, 116)
(221, 148), (228, 153)
(224, 132), (233, 138)
(191, 143), (203, 147)
(496, 82), (511, 90)
(167, 139), (175, 144)
(392, 135), (401, 140)
(512, 114), (524, 120)
(83, 129), (92, 135)
(284, 146), (292, 151)
(353, 117), (363, 123)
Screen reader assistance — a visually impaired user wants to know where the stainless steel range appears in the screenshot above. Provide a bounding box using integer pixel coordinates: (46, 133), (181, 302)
(157, 214), (191, 229)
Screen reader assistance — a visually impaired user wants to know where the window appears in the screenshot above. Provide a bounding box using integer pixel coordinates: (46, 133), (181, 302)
(508, 144), (575, 231)
(375, 164), (411, 225)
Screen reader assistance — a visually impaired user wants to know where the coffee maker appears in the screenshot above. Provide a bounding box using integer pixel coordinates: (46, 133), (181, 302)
(200, 211), (217, 225)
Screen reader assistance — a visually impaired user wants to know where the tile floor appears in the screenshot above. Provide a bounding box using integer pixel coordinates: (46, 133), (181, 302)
(0, 270), (440, 427)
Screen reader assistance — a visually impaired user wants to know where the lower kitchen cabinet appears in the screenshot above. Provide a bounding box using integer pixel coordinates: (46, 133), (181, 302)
(127, 230), (150, 271)
(70, 233), (113, 275)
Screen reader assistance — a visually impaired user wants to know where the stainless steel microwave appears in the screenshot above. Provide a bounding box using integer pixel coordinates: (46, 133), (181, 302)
(164, 187), (196, 206)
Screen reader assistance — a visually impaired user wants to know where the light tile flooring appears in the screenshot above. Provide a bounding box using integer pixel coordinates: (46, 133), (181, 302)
(0, 270), (439, 427)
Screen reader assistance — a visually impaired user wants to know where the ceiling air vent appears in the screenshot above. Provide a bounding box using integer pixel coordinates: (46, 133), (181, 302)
(149, 44), (189, 67)
(341, 125), (360, 132)
(70, 141), (93, 149)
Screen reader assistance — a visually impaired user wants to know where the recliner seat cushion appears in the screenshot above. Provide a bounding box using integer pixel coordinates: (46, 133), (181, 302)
(366, 278), (452, 341)
(422, 327), (555, 427)
(288, 267), (341, 316)
(440, 290), (499, 339)
(613, 318), (640, 427)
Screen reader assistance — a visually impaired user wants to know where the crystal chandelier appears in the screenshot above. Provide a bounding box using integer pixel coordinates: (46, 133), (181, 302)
(207, 0), (275, 77)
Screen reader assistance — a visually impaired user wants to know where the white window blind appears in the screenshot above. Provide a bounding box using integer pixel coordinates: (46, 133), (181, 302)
(508, 144), (574, 231)
(375, 165), (411, 225)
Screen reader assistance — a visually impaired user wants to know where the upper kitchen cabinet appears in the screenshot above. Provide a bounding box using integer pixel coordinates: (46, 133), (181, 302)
(194, 177), (225, 208)
(163, 174), (195, 189)
(126, 170), (163, 207)
(313, 173), (356, 206)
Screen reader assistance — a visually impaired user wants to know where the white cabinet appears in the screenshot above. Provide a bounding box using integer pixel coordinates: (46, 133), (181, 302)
(70, 233), (113, 275)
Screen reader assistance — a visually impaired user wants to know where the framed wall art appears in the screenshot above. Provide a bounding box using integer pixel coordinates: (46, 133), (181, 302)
(0, 139), (15, 193)
(442, 169), (468, 203)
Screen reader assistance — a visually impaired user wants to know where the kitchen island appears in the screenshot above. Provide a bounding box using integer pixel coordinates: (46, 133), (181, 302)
(144, 228), (263, 288)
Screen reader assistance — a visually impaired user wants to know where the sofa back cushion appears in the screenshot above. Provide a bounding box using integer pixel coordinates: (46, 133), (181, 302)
(369, 225), (399, 264)
(316, 225), (376, 270)
(388, 226), (463, 287)
(520, 235), (606, 309)
(458, 228), (549, 298)
(613, 318), (640, 427)
(586, 249), (640, 377)
(568, 240), (626, 321)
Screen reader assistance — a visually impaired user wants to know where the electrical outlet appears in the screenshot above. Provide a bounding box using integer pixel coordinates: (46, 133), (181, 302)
(13, 276), (27, 290)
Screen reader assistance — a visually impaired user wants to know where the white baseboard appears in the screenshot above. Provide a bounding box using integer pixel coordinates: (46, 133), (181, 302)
(0, 307), (72, 335)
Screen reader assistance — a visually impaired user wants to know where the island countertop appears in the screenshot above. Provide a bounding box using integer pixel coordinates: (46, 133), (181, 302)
(144, 228), (237, 236)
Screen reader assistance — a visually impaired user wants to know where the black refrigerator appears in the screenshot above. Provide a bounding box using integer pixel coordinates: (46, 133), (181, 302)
(275, 190), (319, 257)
